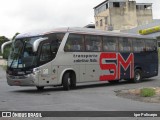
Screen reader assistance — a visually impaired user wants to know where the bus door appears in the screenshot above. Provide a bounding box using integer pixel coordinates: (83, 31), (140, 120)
(37, 40), (55, 86)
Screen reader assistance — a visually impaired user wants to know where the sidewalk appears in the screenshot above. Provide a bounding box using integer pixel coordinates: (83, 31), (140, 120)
(0, 58), (7, 66)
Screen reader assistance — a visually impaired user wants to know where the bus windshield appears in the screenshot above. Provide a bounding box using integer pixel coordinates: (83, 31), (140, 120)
(8, 36), (42, 69)
(8, 33), (65, 69)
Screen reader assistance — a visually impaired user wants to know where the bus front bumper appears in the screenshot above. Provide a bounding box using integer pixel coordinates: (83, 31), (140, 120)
(7, 74), (37, 86)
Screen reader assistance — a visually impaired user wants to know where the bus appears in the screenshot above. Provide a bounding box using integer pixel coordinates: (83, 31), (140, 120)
(6, 27), (158, 90)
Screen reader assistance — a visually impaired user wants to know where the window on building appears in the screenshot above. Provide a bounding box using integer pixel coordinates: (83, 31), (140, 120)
(96, 21), (99, 26)
(137, 5), (144, 10)
(144, 5), (152, 10)
(136, 5), (139, 10)
(106, 3), (108, 9)
(100, 19), (103, 26)
(64, 34), (84, 52)
(136, 5), (146, 10)
(103, 36), (118, 52)
(85, 35), (102, 52)
(113, 2), (120, 7)
(105, 17), (108, 25)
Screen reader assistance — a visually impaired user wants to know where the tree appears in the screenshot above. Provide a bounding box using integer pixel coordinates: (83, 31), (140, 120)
(12, 32), (20, 41)
(0, 36), (9, 49)
(0, 36), (9, 56)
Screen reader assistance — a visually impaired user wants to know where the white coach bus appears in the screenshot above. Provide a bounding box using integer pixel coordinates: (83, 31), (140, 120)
(6, 27), (158, 90)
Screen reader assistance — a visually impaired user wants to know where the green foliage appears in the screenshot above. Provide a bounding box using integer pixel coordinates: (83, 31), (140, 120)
(140, 88), (156, 97)
(12, 32), (20, 40)
(3, 44), (11, 59)
(0, 36), (9, 51)
(0, 32), (19, 57)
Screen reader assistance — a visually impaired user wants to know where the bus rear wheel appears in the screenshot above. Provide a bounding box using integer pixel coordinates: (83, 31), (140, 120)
(133, 69), (142, 83)
(62, 72), (76, 90)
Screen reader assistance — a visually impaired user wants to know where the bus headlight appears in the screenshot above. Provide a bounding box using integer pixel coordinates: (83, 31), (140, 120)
(33, 68), (41, 75)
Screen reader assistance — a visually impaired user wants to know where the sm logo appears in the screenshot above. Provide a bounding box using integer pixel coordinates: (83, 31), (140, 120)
(99, 53), (134, 81)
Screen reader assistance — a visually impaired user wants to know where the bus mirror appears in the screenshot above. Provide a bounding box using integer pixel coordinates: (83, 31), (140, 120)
(33, 37), (48, 52)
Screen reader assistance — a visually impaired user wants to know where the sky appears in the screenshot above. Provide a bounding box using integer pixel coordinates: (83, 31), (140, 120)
(0, 0), (159, 38)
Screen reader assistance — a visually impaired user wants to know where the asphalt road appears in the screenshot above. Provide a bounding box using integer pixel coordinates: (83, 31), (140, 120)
(0, 66), (160, 120)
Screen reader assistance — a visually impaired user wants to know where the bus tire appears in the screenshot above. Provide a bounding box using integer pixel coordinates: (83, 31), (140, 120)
(70, 72), (76, 89)
(62, 72), (70, 90)
(62, 72), (76, 90)
(108, 80), (119, 84)
(133, 69), (142, 83)
(36, 86), (44, 91)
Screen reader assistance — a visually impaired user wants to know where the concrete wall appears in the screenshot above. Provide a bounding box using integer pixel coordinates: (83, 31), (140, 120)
(110, 1), (137, 30)
(94, 0), (153, 31)
(137, 9), (153, 25)
(95, 9), (110, 30)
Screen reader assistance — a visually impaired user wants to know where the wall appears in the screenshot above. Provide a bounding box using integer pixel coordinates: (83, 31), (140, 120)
(95, 9), (110, 30)
(94, 1), (153, 31)
(110, 1), (137, 30)
(137, 9), (153, 25)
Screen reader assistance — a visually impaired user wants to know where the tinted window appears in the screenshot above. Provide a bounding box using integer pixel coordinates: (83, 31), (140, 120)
(133, 39), (145, 52)
(119, 37), (132, 52)
(103, 36), (118, 52)
(40, 43), (53, 62)
(64, 34), (84, 52)
(45, 33), (65, 45)
(145, 40), (157, 51)
(85, 35), (102, 52)
(45, 33), (65, 53)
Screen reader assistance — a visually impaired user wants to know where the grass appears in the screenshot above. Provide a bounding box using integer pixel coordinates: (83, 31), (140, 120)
(140, 88), (156, 97)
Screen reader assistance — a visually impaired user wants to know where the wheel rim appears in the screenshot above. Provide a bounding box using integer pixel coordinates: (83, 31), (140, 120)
(135, 72), (140, 81)
(68, 77), (71, 86)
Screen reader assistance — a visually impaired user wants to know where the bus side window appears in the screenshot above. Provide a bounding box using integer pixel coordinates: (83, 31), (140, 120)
(64, 34), (84, 52)
(145, 40), (157, 52)
(132, 39), (137, 52)
(103, 36), (117, 52)
(133, 39), (145, 52)
(85, 35), (102, 52)
(40, 43), (52, 63)
(119, 37), (131, 52)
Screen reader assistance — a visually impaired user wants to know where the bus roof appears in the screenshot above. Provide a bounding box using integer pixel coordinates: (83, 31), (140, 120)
(16, 27), (156, 39)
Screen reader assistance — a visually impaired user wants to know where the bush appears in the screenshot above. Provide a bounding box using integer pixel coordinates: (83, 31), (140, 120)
(140, 88), (156, 97)
(3, 45), (11, 59)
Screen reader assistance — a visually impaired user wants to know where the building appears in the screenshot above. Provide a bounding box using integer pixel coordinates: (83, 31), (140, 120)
(122, 19), (160, 46)
(94, 0), (153, 31)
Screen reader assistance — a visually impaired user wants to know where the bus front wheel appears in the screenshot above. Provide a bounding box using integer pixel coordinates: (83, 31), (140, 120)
(62, 72), (76, 90)
(133, 69), (142, 83)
